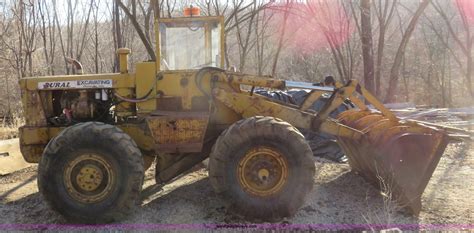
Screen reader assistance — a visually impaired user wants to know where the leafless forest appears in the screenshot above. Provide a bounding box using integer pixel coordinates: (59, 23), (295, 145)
(0, 0), (473, 116)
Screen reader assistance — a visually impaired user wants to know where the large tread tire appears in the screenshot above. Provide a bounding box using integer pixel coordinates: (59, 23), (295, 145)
(209, 116), (315, 222)
(38, 122), (144, 223)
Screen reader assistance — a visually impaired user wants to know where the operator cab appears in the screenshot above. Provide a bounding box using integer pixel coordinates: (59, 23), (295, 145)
(157, 8), (225, 71)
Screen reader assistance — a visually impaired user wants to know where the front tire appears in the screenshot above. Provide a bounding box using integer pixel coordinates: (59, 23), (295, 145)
(209, 117), (315, 222)
(38, 122), (144, 223)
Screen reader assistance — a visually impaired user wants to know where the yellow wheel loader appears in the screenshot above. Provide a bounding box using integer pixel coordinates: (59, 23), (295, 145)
(17, 9), (465, 223)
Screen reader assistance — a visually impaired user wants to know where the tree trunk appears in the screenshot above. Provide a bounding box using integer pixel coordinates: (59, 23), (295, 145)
(117, 0), (156, 61)
(384, 0), (431, 103)
(466, 51), (473, 98)
(374, 0), (397, 97)
(113, 0), (123, 72)
(271, 1), (290, 77)
(360, 0), (375, 93)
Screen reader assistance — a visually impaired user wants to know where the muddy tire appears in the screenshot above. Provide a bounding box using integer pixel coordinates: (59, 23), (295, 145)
(38, 122), (144, 223)
(209, 116), (315, 222)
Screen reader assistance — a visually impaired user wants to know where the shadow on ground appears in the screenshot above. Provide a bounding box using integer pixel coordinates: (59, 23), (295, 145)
(0, 192), (65, 224)
(0, 165), (418, 225)
(129, 167), (417, 225)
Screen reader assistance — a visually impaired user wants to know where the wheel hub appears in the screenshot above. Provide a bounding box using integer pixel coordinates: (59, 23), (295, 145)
(64, 153), (115, 203)
(76, 164), (103, 192)
(238, 146), (288, 196)
(258, 168), (270, 181)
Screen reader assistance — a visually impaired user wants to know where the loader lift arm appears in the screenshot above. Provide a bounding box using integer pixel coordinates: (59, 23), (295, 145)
(212, 75), (388, 140)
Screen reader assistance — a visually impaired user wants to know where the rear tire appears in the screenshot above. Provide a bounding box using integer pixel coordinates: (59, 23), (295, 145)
(38, 122), (144, 223)
(209, 116), (315, 222)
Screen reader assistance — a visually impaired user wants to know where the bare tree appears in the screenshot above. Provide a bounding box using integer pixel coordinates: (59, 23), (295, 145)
(1, 0), (474, 113)
(38, 0), (57, 75)
(432, 0), (474, 99)
(384, 0), (432, 103)
(373, 0), (397, 97)
(359, 0), (375, 93)
(306, 0), (358, 82)
(270, 0), (292, 77)
(254, 6), (274, 75)
(117, 0), (156, 60)
(11, 0), (38, 77)
(233, 0), (258, 72)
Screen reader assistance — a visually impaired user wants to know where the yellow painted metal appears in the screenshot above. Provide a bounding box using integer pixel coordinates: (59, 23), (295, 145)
(314, 80), (357, 121)
(333, 81), (358, 110)
(115, 87), (136, 117)
(148, 118), (207, 145)
(136, 62), (157, 113)
(212, 88), (363, 139)
(19, 125), (155, 163)
(21, 91), (48, 126)
(156, 71), (203, 110)
(210, 101), (242, 126)
(152, 70), (241, 122)
(158, 16), (224, 24)
(20, 125), (153, 150)
(356, 84), (397, 121)
(238, 146), (288, 197)
(19, 145), (44, 163)
(337, 110), (372, 124)
(348, 96), (369, 111)
(219, 17), (225, 68)
(119, 125), (155, 152)
(152, 0), (160, 72)
(19, 126), (62, 163)
(205, 23), (212, 65)
(146, 112), (209, 153)
(213, 88), (309, 128)
(350, 114), (385, 132)
(76, 165), (103, 191)
(309, 80), (395, 123)
(117, 48), (131, 74)
(19, 126), (63, 145)
(218, 73), (284, 89)
(319, 119), (364, 140)
(64, 153), (115, 203)
(300, 90), (325, 111)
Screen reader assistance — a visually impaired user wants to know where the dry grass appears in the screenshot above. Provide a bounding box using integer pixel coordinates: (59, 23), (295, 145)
(362, 166), (402, 230)
(0, 114), (24, 140)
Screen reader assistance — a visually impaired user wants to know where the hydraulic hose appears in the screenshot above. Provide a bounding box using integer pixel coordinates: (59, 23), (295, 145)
(113, 72), (162, 103)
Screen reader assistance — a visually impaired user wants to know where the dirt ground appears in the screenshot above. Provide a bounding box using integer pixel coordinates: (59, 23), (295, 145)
(0, 142), (472, 230)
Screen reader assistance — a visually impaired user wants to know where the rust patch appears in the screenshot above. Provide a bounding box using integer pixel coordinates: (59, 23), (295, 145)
(146, 111), (210, 153)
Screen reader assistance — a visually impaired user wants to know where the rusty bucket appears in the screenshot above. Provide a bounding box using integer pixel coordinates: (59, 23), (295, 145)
(335, 109), (449, 214)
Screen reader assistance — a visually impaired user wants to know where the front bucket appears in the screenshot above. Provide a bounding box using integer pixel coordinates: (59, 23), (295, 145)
(336, 110), (449, 214)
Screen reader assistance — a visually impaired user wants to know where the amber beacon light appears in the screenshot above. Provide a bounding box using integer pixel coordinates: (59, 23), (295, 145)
(184, 5), (201, 17)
